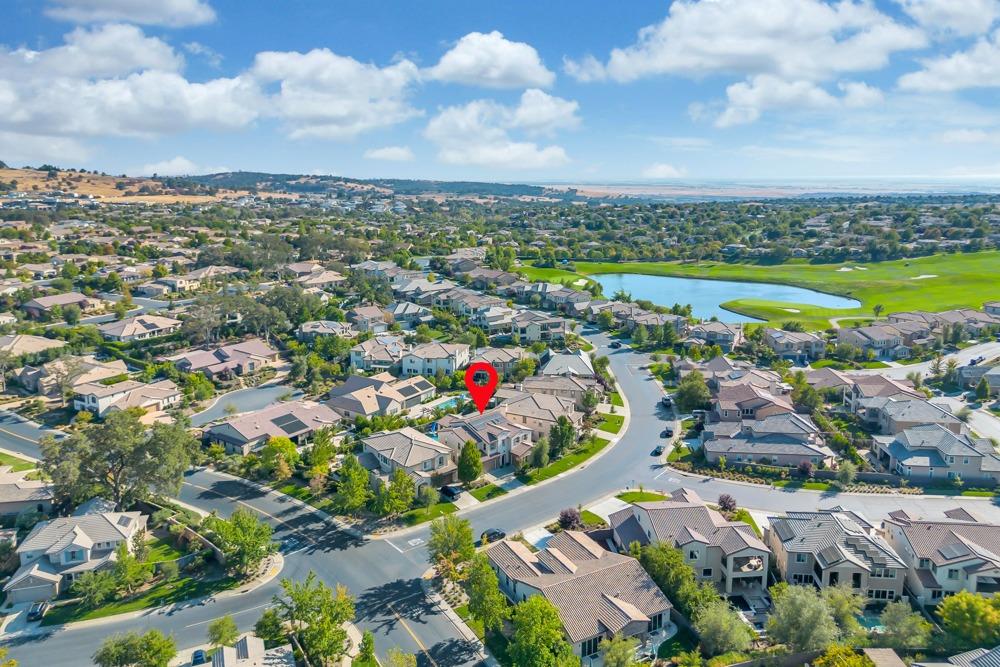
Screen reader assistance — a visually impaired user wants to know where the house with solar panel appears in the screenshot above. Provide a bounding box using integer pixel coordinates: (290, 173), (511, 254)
(766, 509), (906, 603)
(882, 507), (1000, 605)
(97, 314), (181, 342)
(204, 400), (341, 455)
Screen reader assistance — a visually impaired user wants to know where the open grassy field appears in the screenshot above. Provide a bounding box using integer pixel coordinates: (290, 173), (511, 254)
(569, 251), (1000, 329)
(515, 266), (598, 290)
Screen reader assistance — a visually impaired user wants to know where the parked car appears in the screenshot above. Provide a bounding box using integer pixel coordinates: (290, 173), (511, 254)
(661, 395), (673, 407)
(26, 601), (49, 622)
(652, 445), (665, 456)
(440, 485), (463, 500)
(191, 649), (208, 665)
(660, 428), (673, 438)
(610, 341), (622, 349)
(480, 528), (506, 544)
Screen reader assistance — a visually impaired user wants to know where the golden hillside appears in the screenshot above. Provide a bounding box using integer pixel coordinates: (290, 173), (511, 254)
(0, 167), (237, 204)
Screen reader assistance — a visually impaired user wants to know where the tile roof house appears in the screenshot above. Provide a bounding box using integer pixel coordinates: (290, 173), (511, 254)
(610, 488), (770, 595)
(347, 305), (391, 334)
(205, 400), (341, 455)
(17, 354), (127, 396)
(873, 425), (1000, 484)
(883, 508), (1000, 605)
(22, 292), (103, 319)
(702, 412), (836, 468)
(711, 384), (795, 423)
(349, 334), (407, 372)
(517, 374), (602, 410)
(487, 530), (672, 659)
(539, 349), (595, 378)
(844, 375), (923, 413)
(387, 301), (433, 329)
(0, 334), (67, 357)
(326, 373), (435, 419)
(497, 391), (584, 441)
(0, 465), (53, 517)
(838, 325), (910, 360)
(296, 269), (345, 290)
(512, 310), (567, 343)
(97, 314), (181, 342)
(766, 509), (906, 601)
(73, 379), (181, 419)
(471, 346), (529, 376)
(3, 507), (147, 603)
(296, 320), (357, 341)
(359, 427), (457, 489)
(437, 408), (533, 473)
(763, 328), (826, 363)
(858, 397), (963, 435)
(686, 322), (742, 351)
(165, 338), (280, 379)
(401, 342), (470, 377)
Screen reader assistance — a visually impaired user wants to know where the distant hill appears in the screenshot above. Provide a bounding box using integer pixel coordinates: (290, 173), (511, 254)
(0, 165), (234, 203)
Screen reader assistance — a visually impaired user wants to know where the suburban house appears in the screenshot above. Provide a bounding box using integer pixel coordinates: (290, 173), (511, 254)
(387, 301), (433, 329)
(359, 427), (456, 489)
(487, 531), (672, 660)
(471, 306), (515, 336)
(915, 647), (1000, 667)
(539, 349), (595, 378)
(97, 314), (181, 342)
(873, 425), (1000, 484)
(3, 507), (148, 603)
(0, 465), (53, 516)
(985, 301), (1000, 317)
(326, 373), (435, 419)
(511, 310), (567, 343)
(687, 322), (742, 351)
(349, 334), (407, 372)
(73, 379), (181, 418)
(17, 354), (127, 396)
(165, 338), (280, 379)
(400, 342), (470, 377)
(843, 375), (923, 413)
(296, 269), (345, 291)
(711, 384), (795, 423)
(702, 413), (836, 468)
(838, 325), (910, 360)
(471, 347), (530, 377)
(766, 509), (907, 602)
(497, 391), (584, 441)
(857, 397), (963, 435)
(882, 508), (1000, 605)
(22, 292), (103, 319)
(204, 400), (341, 455)
(155, 275), (200, 293)
(347, 306), (391, 334)
(437, 408), (533, 472)
(957, 364), (1000, 395)
(296, 320), (357, 341)
(211, 634), (294, 667)
(609, 489), (770, 596)
(518, 374), (602, 410)
(763, 328), (826, 363)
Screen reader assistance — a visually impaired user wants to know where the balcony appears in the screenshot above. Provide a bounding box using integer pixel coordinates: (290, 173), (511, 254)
(729, 555), (765, 574)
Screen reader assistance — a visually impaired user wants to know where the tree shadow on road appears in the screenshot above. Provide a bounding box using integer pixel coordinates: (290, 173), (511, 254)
(355, 577), (437, 634)
(423, 637), (482, 667)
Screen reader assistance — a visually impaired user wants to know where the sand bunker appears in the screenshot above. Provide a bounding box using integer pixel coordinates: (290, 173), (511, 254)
(836, 267), (854, 272)
(909, 274), (938, 280)
(782, 308), (801, 313)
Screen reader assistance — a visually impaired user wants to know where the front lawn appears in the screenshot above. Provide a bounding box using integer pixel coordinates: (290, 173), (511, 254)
(580, 510), (607, 528)
(518, 436), (609, 485)
(667, 445), (692, 463)
(597, 414), (625, 434)
(401, 501), (456, 526)
(42, 575), (238, 625)
(617, 491), (668, 503)
(773, 480), (832, 491)
(732, 508), (762, 537)
(470, 484), (508, 502)
(0, 451), (36, 472)
(454, 604), (485, 640)
(146, 536), (186, 563)
(608, 391), (624, 407)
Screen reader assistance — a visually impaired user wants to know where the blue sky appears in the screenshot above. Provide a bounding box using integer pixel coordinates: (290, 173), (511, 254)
(5, 0), (1000, 183)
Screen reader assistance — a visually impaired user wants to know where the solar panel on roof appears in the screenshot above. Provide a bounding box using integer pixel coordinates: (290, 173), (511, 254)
(271, 413), (308, 434)
(772, 520), (794, 542)
(938, 543), (971, 560)
(397, 385), (417, 397)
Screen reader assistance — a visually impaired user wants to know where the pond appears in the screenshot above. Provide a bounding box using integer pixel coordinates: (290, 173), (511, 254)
(592, 273), (860, 322)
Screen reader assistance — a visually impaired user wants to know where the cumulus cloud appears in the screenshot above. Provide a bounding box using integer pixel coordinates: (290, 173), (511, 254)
(642, 163), (687, 178)
(364, 146), (415, 161)
(424, 89), (577, 168)
(184, 41), (223, 68)
(899, 31), (1000, 91)
(251, 49), (420, 139)
(895, 0), (1000, 37)
(136, 155), (229, 176)
(426, 31), (555, 88)
(839, 81), (884, 107)
(45, 0), (216, 27)
(714, 75), (883, 127)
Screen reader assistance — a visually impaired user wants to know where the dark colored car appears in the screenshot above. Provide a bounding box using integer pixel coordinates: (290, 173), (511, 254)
(610, 341), (622, 349)
(661, 428), (674, 438)
(26, 601), (49, 622)
(652, 445), (665, 456)
(191, 649), (208, 665)
(480, 529), (506, 544)
(439, 485), (463, 500)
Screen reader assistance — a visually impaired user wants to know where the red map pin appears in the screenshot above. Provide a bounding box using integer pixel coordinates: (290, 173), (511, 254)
(464, 362), (499, 414)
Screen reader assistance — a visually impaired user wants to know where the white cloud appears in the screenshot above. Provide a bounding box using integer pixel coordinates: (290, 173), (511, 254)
(899, 31), (1000, 91)
(136, 155), (228, 176)
(364, 146), (415, 161)
(937, 128), (1000, 144)
(427, 31), (554, 89)
(184, 42), (223, 68)
(424, 90), (578, 169)
(45, 0), (216, 27)
(895, 0), (1000, 37)
(839, 81), (884, 107)
(642, 163), (687, 178)
(251, 48), (420, 139)
(716, 75), (838, 127)
(0, 131), (89, 165)
(565, 0), (925, 84)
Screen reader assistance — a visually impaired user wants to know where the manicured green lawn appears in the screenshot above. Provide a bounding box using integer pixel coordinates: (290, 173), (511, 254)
(515, 266), (597, 291)
(617, 491), (669, 503)
(42, 576), (238, 625)
(518, 437), (609, 485)
(455, 604), (485, 639)
(146, 536), (186, 563)
(470, 484), (508, 502)
(580, 510), (607, 527)
(857, 360), (890, 369)
(608, 391), (624, 407)
(667, 445), (692, 463)
(597, 414), (625, 434)
(574, 251), (1000, 329)
(274, 480), (335, 513)
(401, 501), (456, 526)
(0, 451), (36, 472)
(773, 480), (832, 491)
(657, 626), (698, 659)
(732, 508), (762, 537)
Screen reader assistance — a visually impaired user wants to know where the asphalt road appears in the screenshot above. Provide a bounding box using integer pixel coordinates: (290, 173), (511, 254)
(852, 340), (1000, 379)
(7, 330), (1000, 665)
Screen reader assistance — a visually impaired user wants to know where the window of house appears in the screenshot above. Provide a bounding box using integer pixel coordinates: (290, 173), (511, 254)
(947, 569), (959, 579)
(918, 559), (930, 569)
(932, 590), (943, 600)
(702, 568), (713, 578)
(648, 614), (663, 632)
(796, 553), (807, 563)
(688, 550), (698, 560)
(582, 637), (601, 657)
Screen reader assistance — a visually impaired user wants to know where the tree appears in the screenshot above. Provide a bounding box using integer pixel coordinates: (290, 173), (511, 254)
(530, 436), (549, 469)
(559, 507), (582, 530)
(385, 468), (415, 516)
(548, 416), (576, 458)
(261, 436), (300, 473)
(581, 390), (600, 416)
(73, 570), (117, 608)
(873, 304), (884, 319)
(358, 630), (376, 664)
(308, 428), (336, 470)
(40, 410), (195, 510)
(937, 591), (1000, 648)
(675, 371), (711, 413)
(208, 615), (239, 649)
(813, 645), (874, 667)
(333, 453), (371, 514)
(272, 457), (292, 482)
(509, 596), (579, 667)
(632, 324), (648, 346)
(112, 542), (152, 596)
(878, 600), (931, 650)
(466, 553), (510, 634)
(209, 508), (276, 578)
(597, 310), (614, 330)
(385, 648), (418, 667)
(93, 629), (176, 667)
(457, 441), (483, 485)
(693, 599), (751, 656)
(428, 514), (475, 580)
(836, 461), (858, 488)
(600, 634), (638, 667)
(254, 608), (286, 646)
(272, 572), (355, 665)
(639, 543), (716, 618)
(717, 494), (737, 512)
(976, 377), (991, 402)
(822, 584), (864, 638)
(130, 528), (149, 562)
(767, 585), (840, 651)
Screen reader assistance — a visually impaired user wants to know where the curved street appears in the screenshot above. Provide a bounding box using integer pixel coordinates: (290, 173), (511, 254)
(6, 331), (1000, 666)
